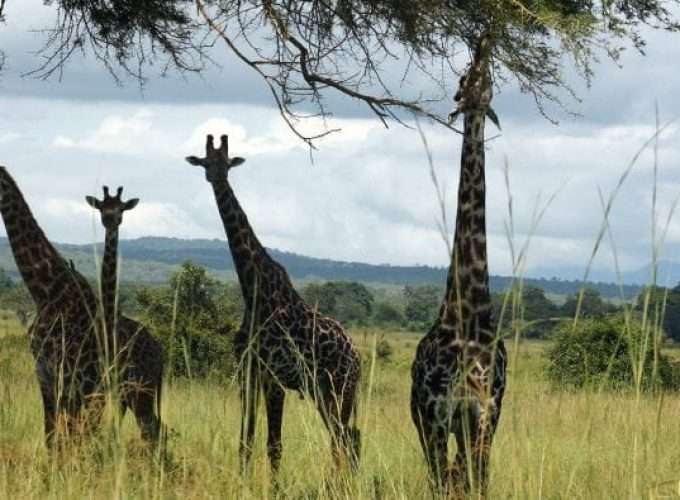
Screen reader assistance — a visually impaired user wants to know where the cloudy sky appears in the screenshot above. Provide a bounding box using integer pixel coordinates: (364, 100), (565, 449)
(2, 1), (680, 282)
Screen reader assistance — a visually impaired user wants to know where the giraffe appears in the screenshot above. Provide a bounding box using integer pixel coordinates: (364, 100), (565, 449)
(0, 165), (105, 447)
(185, 134), (362, 475)
(410, 35), (507, 497)
(85, 186), (164, 444)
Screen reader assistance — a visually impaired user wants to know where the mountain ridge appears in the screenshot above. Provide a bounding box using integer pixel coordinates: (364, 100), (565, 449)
(0, 236), (646, 299)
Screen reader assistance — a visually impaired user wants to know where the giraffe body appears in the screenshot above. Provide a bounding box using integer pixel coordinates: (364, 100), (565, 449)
(410, 37), (507, 496)
(186, 135), (361, 474)
(86, 187), (164, 443)
(1, 166), (104, 445)
(0, 167), (162, 447)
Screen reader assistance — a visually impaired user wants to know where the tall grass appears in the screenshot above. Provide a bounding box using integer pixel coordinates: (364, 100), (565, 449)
(4, 327), (680, 498)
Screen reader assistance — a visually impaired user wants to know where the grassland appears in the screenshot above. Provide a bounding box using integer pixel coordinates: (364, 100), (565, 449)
(2, 311), (680, 499)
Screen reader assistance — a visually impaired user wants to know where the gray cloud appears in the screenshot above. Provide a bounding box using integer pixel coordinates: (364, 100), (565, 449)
(2, 2), (680, 280)
(1, 96), (679, 281)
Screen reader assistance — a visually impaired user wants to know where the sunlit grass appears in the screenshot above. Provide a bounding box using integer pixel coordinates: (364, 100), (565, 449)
(3, 320), (680, 498)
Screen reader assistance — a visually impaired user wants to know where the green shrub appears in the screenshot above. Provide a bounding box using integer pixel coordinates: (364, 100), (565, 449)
(372, 301), (405, 327)
(375, 337), (393, 362)
(136, 261), (240, 381)
(546, 315), (680, 391)
(163, 327), (235, 380)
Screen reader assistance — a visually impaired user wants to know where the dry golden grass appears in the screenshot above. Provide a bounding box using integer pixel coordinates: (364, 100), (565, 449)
(3, 320), (680, 498)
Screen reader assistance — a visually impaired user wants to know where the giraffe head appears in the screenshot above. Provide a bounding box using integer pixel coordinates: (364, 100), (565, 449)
(453, 66), (492, 112)
(448, 35), (500, 128)
(85, 186), (139, 230)
(185, 134), (245, 183)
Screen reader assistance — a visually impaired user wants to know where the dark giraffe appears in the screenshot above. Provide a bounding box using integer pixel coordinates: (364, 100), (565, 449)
(0, 165), (105, 447)
(410, 35), (507, 497)
(185, 134), (362, 474)
(86, 186), (164, 444)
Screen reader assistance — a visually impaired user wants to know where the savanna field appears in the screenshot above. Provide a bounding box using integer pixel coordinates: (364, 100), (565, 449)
(3, 310), (680, 500)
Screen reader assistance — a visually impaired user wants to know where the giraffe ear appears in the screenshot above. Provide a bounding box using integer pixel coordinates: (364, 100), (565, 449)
(85, 196), (100, 209)
(185, 155), (205, 167)
(123, 198), (139, 211)
(229, 157), (246, 168)
(486, 107), (501, 130)
(447, 109), (461, 124)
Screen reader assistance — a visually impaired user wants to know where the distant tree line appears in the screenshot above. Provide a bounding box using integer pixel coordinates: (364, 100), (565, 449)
(4, 261), (680, 385)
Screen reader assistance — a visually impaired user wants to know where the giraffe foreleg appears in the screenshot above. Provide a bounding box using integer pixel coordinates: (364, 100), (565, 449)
(451, 398), (498, 498)
(339, 376), (361, 471)
(316, 373), (361, 472)
(238, 365), (260, 473)
(263, 379), (285, 475)
(411, 393), (452, 495)
(39, 386), (57, 451)
(471, 400), (500, 497)
(129, 385), (162, 445)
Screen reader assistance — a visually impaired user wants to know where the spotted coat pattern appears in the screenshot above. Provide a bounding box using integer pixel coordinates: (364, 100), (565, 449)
(86, 186), (164, 443)
(410, 37), (507, 497)
(185, 135), (361, 474)
(0, 166), (105, 447)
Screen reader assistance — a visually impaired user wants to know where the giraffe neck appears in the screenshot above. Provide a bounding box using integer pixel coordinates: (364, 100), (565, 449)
(0, 168), (69, 306)
(440, 109), (493, 342)
(210, 179), (274, 311)
(100, 226), (120, 336)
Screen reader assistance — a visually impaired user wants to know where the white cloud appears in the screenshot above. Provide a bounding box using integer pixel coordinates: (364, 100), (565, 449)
(0, 132), (22, 145)
(52, 109), (157, 155)
(121, 202), (220, 240)
(2, 92), (680, 280)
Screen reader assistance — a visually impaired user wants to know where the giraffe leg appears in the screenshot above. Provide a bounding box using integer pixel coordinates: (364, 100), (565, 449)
(411, 396), (450, 494)
(426, 421), (450, 494)
(81, 392), (107, 440)
(470, 400), (500, 497)
(316, 378), (359, 472)
(338, 377), (361, 471)
(315, 386), (339, 467)
(450, 398), (497, 498)
(239, 366), (260, 473)
(130, 385), (162, 444)
(263, 380), (285, 475)
(39, 388), (57, 451)
(452, 413), (472, 497)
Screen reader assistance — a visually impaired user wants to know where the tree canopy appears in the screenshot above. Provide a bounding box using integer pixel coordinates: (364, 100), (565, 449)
(3, 1), (677, 144)
(636, 284), (680, 342)
(136, 261), (240, 379)
(302, 280), (374, 325)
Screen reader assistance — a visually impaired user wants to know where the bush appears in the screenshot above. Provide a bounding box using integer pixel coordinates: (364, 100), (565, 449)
(375, 337), (393, 362)
(136, 261), (240, 380)
(546, 315), (680, 391)
(372, 301), (405, 327)
(403, 285), (441, 329)
(164, 326), (235, 380)
(302, 281), (374, 326)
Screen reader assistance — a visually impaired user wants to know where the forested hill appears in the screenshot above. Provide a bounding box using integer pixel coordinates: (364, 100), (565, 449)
(0, 236), (642, 298)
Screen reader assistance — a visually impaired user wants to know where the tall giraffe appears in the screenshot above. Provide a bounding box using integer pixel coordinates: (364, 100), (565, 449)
(0, 166), (104, 447)
(85, 186), (164, 443)
(410, 36), (507, 496)
(185, 135), (362, 474)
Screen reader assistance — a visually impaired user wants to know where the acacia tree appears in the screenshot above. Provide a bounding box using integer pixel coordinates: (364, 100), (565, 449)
(5, 1), (679, 144)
